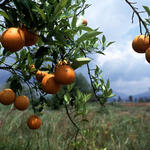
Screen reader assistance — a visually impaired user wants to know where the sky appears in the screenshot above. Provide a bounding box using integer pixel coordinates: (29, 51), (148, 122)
(76, 0), (150, 96)
(0, 0), (150, 96)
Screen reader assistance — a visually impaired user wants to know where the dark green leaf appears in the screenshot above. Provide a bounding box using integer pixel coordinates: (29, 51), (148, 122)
(143, 6), (150, 16)
(102, 35), (106, 43)
(71, 14), (77, 28)
(106, 41), (115, 47)
(76, 31), (102, 43)
(0, 11), (13, 23)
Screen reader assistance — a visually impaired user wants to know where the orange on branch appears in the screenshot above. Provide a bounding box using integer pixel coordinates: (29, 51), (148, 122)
(36, 70), (48, 82)
(22, 28), (38, 46)
(132, 35), (150, 53)
(41, 74), (61, 94)
(1, 27), (25, 52)
(55, 65), (75, 85)
(145, 47), (150, 63)
(27, 115), (42, 129)
(82, 19), (88, 26)
(14, 95), (29, 111)
(0, 89), (16, 105)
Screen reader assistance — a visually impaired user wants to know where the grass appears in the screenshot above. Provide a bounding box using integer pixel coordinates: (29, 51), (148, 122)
(0, 102), (150, 150)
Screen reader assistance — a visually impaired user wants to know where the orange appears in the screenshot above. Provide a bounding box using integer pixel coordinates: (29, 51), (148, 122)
(22, 28), (38, 46)
(55, 65), (75, 85)
(36, 70), (48, 82)
(29, 64), (35, 70)
(27, 115), (42, 129)
(14, 95), (29, 111)
(82, 19), (88, 26)
(41, 74), (61, 94)
(29, 64), (36, 74)
(145, 47), (150, 63)
(1, 27), (25, 52)
(132, 35), (150, 53)
(0, 89), (16, 105)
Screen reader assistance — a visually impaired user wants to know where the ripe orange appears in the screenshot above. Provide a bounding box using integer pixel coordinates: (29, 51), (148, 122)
(1, 27), (25, 52)
(41, 74), (61, 94)
(82, 19), (88, 26)
(55, 65), (75, 85)
(27, 115), (42, 129)
(132, 35), (150, 53)
(29, 64), (35, 70)
(22, 28), (38, 46)
(14, 95), (29, 111)
(36, 70), (48, 82)
(0, 89), (16, 105)
(145, 47), (150, 63)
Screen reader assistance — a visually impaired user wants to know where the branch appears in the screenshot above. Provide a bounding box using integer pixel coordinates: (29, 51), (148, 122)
(125, 0), (149, 34)
(80, 48), (105, 106)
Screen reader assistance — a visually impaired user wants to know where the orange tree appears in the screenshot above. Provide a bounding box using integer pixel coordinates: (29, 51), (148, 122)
(0, 0), (115, 148)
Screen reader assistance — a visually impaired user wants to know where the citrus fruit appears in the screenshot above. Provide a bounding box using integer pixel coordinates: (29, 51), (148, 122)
(22, 28), (38, 46)
(29, 64), (35, 70)
(145, 47), (150, 63)
(41, 74), (61, 94)
(14, 95), (29, 111)
(55, 65), (75, 85)
(36, 70), (48, 82)
(1, 27), (25, 52)
(132, 35), (150, 53)
(82, 19), (88, 26)
(0, 89), (16, 105)
(27, 115), (42, 129)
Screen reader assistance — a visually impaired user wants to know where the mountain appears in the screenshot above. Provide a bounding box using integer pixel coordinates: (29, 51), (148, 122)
(132, 91), (150, 99)
(108, 91), (128, 102)
(108, 90), (150, 102)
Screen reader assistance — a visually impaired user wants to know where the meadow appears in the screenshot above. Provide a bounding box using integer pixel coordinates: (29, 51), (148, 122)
(0, 102), (150, 150)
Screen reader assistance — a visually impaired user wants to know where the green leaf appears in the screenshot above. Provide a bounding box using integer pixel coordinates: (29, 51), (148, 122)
(20, 49), (27, 60)
(35, 57), (43, 69)
(67, 83), (75, 92)
(64, 92), (70, 104)
(106, 41), (115, 47)
(71, 14), (77, 28)
(71, 57), (91, 70)
(95, 51), (105, 55)
(27, 53), (32, 65)
(0, 57), (5, 65)
(54, 0), (68, 18)
(77, 26), (93, 32)
(76, 89), (82, 100)
(102, 35), (106, 43)
(106, 79), (110, 89)
(0, 11), (12, 23)
(33, 6), (46, 21)
(76, 31), (102, 43)
(143, 6), (150, 16)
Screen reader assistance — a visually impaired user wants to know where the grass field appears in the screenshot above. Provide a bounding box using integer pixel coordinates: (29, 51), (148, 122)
(0, 102), (150, 150)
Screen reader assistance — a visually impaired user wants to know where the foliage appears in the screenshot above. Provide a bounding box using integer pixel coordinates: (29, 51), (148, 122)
(0, 0), (115, 148)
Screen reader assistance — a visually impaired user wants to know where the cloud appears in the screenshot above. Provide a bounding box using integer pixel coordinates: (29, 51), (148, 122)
(78, 0), (150, 95)
(111, 77), (150, 95)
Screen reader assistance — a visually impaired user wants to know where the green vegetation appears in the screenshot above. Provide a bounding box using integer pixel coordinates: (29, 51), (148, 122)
(0, 102), (150, 150)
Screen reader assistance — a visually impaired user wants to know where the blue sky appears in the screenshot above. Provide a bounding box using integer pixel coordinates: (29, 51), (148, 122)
(0, 0), (150, 96)
(76, 0), (150, 96)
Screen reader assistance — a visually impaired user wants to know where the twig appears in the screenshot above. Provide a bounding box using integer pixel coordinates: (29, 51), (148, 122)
(125, 0), (149, 34)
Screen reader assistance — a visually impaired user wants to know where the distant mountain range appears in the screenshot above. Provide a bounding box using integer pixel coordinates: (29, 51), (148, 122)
(108, 90), (150, 101)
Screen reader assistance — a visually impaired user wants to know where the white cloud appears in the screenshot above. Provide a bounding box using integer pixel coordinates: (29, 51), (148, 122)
(80, 0), (150, 95)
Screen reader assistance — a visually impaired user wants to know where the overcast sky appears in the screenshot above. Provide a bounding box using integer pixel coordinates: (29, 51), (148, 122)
(0, 0), (150, 96)
(76, 0), (150, 96)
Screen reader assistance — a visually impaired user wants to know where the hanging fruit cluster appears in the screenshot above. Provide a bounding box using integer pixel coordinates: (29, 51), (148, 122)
(132, 35), (150, 63)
